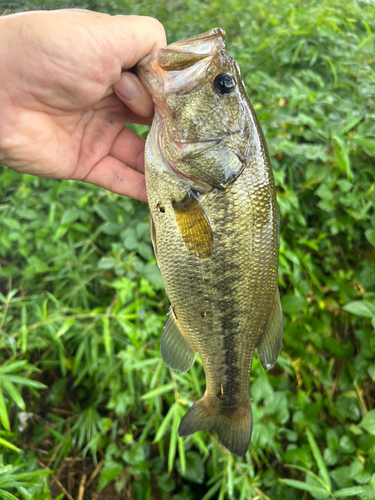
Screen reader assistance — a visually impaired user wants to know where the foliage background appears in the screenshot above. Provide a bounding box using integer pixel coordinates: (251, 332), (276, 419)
(0, 0), (375, 499)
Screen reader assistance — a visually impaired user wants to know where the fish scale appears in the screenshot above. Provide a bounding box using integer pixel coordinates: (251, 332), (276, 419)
(137, 28), (283, 456)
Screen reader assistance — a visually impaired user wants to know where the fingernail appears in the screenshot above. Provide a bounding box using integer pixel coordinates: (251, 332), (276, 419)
(117, 73), (139, 101)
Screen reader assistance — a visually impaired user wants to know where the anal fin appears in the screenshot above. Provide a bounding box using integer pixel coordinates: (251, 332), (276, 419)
(161, 306), (196, 373)
(257, 288), (283, 371)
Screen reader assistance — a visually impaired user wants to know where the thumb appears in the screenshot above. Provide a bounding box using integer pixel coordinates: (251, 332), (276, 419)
(109, 15), (167, 70)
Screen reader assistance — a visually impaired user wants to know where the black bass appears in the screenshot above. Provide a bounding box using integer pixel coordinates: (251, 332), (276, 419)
(136, 28), (282, 457)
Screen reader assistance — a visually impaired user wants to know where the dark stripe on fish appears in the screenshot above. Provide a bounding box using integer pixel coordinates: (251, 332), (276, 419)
(214, 197), (242, 410)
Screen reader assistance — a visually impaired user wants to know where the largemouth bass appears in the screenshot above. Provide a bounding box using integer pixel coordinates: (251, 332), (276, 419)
(136, 28), (283, 457)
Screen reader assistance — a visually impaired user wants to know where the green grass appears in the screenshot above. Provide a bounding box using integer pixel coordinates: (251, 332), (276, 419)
(1, 0), (375, 498)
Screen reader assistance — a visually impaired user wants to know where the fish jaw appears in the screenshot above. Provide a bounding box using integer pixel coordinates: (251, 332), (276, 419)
(136, 53), (165, 105)
(136, 28), (226, 101)
(162, 27), (226, 54)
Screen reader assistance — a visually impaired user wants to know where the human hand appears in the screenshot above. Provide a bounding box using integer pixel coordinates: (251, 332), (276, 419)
(0, 9), (166, 202)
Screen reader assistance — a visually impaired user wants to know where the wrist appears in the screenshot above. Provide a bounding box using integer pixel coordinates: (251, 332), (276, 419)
(0, 14), (28, 168)
(0, 15), (19, 163)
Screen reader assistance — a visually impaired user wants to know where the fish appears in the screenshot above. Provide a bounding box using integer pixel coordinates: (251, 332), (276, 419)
(136, 28), (283, 457)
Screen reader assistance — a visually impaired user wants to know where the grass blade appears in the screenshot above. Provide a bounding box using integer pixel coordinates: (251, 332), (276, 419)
(227, 455), (234, 499)
(154, 404), (176, 443)
(0, 388), (10, 431)
(178, 436), (186, 475)
(140, 383), (174, 400)
(334, 486), (365, 497)
(192, 432), (209, 458)
(0, 490), (18, 500)
(333, 135), (353, 180)
(2, 380), (25, 411)
(306, 428), (331, 490)
(0, 361), (28, 374)
(168, 405), (180, 472)
(202, 480), (222, 500)
(339, 116), (362, 136)
(102, 315), (111, 357)
(0, 437), (21, 452)
(5, 376), (47, 389)
(279, 479), (328, 495)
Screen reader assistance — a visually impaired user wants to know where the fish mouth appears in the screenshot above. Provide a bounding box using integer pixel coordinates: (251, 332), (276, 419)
(157, 27), (226, 70)
(136, 28), (226, 97)
(136, 53), (164, 99)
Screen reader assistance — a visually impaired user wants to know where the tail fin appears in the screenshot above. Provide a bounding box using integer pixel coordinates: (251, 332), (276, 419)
(178, 397), (252, 457)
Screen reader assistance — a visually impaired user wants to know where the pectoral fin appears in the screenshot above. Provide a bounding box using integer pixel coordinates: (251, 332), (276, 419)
(161, 306), (196, 373)
(257, 288), (283, 371)
(172, 191), (213, 258)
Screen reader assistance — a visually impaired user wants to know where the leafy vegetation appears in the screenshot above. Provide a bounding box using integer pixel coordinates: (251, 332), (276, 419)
(1, 0), (375, 498)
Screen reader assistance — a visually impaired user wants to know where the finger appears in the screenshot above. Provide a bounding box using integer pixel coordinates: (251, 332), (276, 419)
(109, 126), (146, 174)
(82, 155), (147, 203)
(114, 71), (154, 118)
(110, 15), (167, 69)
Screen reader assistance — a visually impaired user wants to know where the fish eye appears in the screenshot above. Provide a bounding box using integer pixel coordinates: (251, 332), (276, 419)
(213, 73), (236, 95)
